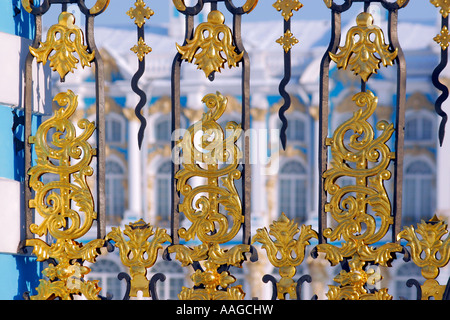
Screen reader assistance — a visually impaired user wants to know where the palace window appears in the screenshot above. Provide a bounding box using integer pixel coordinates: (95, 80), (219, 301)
(278, 160), (308, 223)
(87, 259), (124, 300)
(150, 261), (186, 300)
(155, 116), (171, 143)
(286, 117), (307, 145)
(156, 161), (172, 223)
(105, 113), (125, 144)
(405, 111), (435, 144)
(105, 159), (126, 224)
(394, 263), (422, 300)
(403, 159), (435, 225)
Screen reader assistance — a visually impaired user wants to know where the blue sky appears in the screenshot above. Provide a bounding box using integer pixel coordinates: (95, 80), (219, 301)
(89, 1), (436, 27)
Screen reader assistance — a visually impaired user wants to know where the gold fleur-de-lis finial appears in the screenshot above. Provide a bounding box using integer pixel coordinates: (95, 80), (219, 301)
(30, 12), (95, 80)
(176, 10), (243, 78)
(127, 0), (154, 28)
(329, 12), (398, 82)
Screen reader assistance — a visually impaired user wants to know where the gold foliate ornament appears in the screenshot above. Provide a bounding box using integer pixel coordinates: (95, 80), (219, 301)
(315, 90), (401, 300)
(106, 220), (171, 298)
(276, 30), (299, 53)
(176, 10), (243, 78)
(329, 12), (398, 82)
(30, 12), (95, 80)
(273, 0), (303, 21)
(398, 216), (450, 300)
(168, 243), (251, 300)
(252, 213), (318, 300)
(434, 26), (450, 50)
(323, 0), (332, 8)
(26, 90), (104, 300)
(431, 0), (450, 18)
(175, 92), (243, 244)
(131, 37), (152, 61)
(127, 0), (154, 28)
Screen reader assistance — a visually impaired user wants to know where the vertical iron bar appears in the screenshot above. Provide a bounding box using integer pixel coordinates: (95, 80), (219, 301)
(232, 12), (251, 245)
(432, 16), (449, 147)
(278, 18), (292, 150)
(318, 9), (342, 244)
(171, 14), (195, 245)
(22, 14), (43, 245)
(388, 8), (406, 243)
(133, 27), (148, 149)
(85, 13), (106, 240)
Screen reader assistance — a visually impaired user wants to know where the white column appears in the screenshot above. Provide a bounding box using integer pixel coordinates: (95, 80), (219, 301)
(436, 100), (450, 220)
(124, 110), (143, 222)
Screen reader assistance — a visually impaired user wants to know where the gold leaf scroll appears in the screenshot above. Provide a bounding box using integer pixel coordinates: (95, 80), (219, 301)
(106, 220), (171, 298)
(26, 90), (104, 300)
(329, 12), (398, 82)
(30, 12), (95, 80)
(252, 213), (318, 299)
(176, 10), (243, 78)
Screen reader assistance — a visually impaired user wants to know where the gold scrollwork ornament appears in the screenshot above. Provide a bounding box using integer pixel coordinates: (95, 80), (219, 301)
(175, 92), (243, 244)
(329, 12), (398, 82)
(25, 90), (104, 300)
(316, 90), (401, 267)
(176, 10), (243, 78)
(30, 12), (95, 80)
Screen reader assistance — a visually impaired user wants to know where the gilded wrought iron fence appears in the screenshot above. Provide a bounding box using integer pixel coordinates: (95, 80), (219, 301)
(18, 0), (450, 301)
